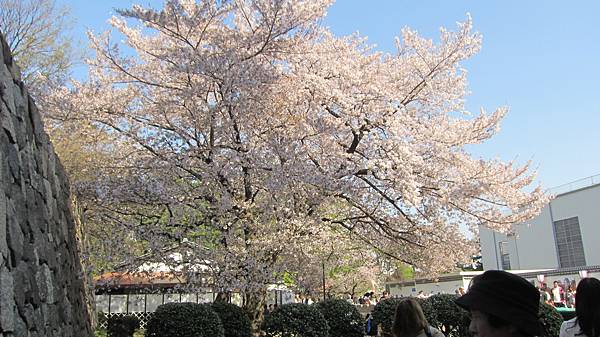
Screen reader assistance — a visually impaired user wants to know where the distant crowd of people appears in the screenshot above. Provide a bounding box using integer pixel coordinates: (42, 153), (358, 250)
(539, 279), (578, 308)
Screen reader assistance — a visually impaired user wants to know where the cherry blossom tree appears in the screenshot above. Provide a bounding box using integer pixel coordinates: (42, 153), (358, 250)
(48, 0), (549, 330)
(290, 233), (384, 300)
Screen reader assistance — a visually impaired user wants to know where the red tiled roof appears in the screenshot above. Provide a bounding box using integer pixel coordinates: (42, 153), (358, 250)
(94, 271), (186, 288)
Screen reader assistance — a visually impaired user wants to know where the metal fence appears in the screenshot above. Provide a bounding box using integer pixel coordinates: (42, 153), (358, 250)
(99, 312), (155, 330)
(547, 174), (600, 196)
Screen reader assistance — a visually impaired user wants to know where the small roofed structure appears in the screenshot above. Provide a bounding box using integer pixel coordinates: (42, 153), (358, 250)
(95, 271), (195, 294)
(94, 249), (218, 329)
(94, 270), (217, 330)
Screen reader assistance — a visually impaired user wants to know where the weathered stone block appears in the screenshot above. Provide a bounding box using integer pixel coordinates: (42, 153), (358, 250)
(0, 182), (7, 260)
(0, 266), (15, 332)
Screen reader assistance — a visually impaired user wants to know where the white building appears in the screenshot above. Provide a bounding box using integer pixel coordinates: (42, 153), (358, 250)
(480, 175), (600, 271)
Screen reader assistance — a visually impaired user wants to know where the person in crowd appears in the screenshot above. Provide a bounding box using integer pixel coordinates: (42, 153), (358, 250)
(365, 313), (377, 336)
(391, 298), (445, 337)
(346, 293), (354, 304)
(370, 292), (379, 305)
(539, 283), (553, 305)
(559, 277), (600, 337)
(552, 280), (566, 307)
(455, 270), (543, 337)
(381, 291), (390, 301)
(416, 290), (429, 299)
(567, 280), (577, 308)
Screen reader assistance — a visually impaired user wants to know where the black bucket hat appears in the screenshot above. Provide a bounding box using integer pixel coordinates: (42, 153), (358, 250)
(455, 270), (542, 336)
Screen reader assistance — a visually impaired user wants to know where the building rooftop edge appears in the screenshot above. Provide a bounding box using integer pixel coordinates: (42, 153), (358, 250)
(386, 265), (600, 287)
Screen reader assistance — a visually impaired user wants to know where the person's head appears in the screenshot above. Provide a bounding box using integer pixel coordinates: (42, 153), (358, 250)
(391, 298), (428, 337)
(553, 281), (559, 287)
(455, 270), (542, 337)
(575, 277), (600, 337)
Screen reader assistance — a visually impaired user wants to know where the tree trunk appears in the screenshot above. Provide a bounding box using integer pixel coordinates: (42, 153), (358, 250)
(243, 289), (268, 336)
(214, 291), (230, 303)
(72, 195), (97, 329)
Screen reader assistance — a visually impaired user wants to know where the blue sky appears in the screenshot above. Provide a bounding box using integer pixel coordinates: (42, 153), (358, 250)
(58, 0), (600, 189)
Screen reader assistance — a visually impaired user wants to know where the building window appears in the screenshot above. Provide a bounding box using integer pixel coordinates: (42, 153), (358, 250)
(553, 216), (586, 268)
(499, 241), (511, 270)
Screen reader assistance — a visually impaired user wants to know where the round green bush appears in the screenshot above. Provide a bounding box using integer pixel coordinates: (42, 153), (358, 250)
(263, 303), (329, 337)
(415, 297), (437, 325)
(211, 302), (252, 337)
(371, 298), (403, 337)
(425, 294), (470, 337)
(145, 302), (224, 337)
(107, 315), (139, 337)
(539, 302), (563, 337)
(314, 299), (363, 337)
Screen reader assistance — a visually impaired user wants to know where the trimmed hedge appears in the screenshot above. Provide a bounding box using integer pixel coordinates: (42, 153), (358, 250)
(263, 303), (329, 337)
(425, 294), (470, 337)
(371, 298), (403, 337)
(211, 302), (252, 337)
(314, 299), (364, 337)
(374, 296), (469, 337)
(540, 302), (563, 337)
(145, 302), (224, 337)
(415, 297), (437, 325)
(107, 315), (139, 337)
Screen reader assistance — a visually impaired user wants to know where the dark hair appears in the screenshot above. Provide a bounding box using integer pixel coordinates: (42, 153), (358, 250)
(391, 298), (428, 337)
(484, 312), (539, 337)
(575, 277), (600, 337)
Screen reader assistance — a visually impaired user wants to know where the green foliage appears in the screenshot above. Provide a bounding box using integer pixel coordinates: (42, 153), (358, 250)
(145, 302), (224, 337)
(107, 315), (140, 337)
(394, 263), (415, 280)
(211, 302), (252, 337)
(425, 294), (470, 337)
(94, 329), (107, 337)
(539, 302), (563, 337)
(263, 303), (329, 337)
(282, 271), (298, 287)
(415, 297), (437, 324)
(314, 299), (363, 337)
(371, 298), (403, 336)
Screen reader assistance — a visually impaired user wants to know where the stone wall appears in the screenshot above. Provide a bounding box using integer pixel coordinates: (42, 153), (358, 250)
(0, 32), (92, 336)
